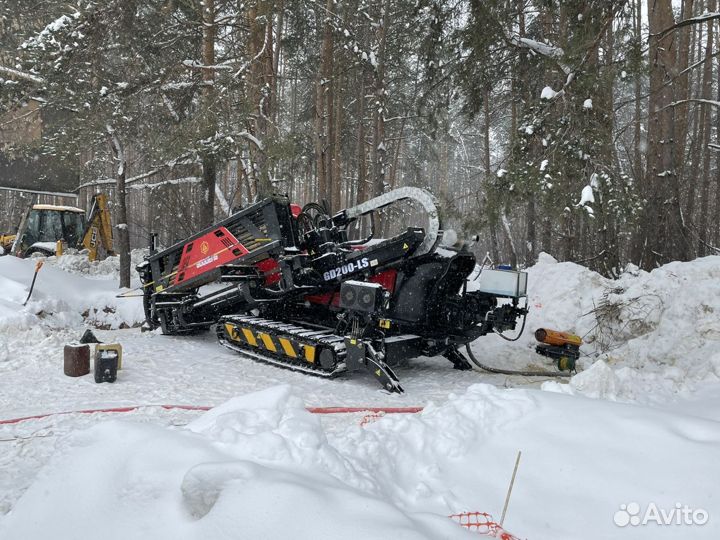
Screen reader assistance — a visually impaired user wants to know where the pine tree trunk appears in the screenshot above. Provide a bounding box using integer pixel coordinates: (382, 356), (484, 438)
(696, 0), (715, 255)
(633, 0), (643, 187)
(200, 0), (216, 226)
(483, 85), (500, 263)
(332, 73), (343, 211)
(356, 69), (367, 205)
(106, 125), (130, 289)
(640, 0), (686, 268)
(315, 0), (334, 205)
(715, 46), (720, 246)
(371, 0), (388, 198)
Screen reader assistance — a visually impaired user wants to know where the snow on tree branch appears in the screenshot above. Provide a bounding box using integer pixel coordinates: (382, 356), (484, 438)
(652, 12), (720, 39)
(234, 131), (264, 151)
(0, 65), (45, 84)
(663, 98), (720, 110)
(507, 35), (571, 75)
(182, 60), (234, 71)
(21, 11), (80, 51)
(233, 23), (270, 79)
(105, 124), (125, 178)
(127, 177), (202, 191)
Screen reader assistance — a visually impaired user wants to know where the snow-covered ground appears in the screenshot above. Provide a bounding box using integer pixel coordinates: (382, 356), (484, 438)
(1, 252), (719, 539)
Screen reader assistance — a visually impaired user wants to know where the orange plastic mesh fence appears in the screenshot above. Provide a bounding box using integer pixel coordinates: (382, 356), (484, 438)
(448, 512), (521, 539)
(360, 411), (386, 426)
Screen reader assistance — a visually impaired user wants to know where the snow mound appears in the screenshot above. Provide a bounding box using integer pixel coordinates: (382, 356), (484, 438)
(0, 255), (144, 332)
(0, 385), (469, 540)
(40, 248), (148, 280)
(4, 384), (720, 539)
(527, 255), (720, 403)
(468, 254), (720, 404)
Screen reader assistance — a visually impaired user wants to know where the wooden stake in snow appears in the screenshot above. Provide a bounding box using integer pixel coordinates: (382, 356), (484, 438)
(500, 450), (522, 527)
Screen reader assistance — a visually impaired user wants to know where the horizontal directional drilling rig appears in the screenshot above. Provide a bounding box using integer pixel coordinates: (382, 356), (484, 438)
(137, 187), (529, 393)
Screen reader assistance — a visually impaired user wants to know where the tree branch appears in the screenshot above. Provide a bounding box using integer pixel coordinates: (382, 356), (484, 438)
(0, 65), (45, 84)
(652, 12), (720, 39)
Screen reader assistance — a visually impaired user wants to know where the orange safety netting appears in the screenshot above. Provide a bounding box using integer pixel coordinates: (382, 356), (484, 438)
(448, 512), (521, 539)
(359, 410), (386, 426)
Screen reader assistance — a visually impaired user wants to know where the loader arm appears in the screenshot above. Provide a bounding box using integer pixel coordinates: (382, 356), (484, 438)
(9, 197), (36, 257)
(81, 193), (115, 261)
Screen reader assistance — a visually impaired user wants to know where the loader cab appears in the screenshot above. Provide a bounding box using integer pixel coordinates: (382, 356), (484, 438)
(17, 205), (86, 256)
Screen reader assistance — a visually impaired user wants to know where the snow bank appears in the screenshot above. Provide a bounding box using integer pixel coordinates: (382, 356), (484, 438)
(481, 253), (720, 404)
(552, 256), (720, 403)
(0, 255), (144, 332)
(0, 386), (468, 540)
(40, 248), (148, 280)
(3, 384), (719, 539)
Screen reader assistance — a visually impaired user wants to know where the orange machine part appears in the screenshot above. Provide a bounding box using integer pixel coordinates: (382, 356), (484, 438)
(535, 328), (582, 347)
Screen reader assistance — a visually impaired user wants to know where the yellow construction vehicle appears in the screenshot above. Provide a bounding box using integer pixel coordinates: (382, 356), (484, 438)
(0, 193), (114, 260)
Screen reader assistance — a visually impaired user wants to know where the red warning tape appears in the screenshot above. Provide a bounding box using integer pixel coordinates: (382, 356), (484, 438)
(0, 404), (424, 426)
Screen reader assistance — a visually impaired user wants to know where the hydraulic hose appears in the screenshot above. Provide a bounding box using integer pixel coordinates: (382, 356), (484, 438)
(464, 344), (571, 378)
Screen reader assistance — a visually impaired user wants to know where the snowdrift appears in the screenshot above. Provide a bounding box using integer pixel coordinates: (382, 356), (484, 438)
(0, 255), (144, 332)
(473, 253), (720, 403)
(2, 384), (719, 540)
(40, 248), (148, 279)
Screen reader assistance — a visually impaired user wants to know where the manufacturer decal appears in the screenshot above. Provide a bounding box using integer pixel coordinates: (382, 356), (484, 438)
(196, 254), (219, 268)
(322, 257), (370, 281)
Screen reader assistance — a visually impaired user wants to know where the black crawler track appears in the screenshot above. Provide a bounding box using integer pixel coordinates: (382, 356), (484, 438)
(217, 314), (347, 377)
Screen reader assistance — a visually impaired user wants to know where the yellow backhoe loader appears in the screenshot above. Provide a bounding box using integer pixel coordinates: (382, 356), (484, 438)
(0, 193), (114, 260)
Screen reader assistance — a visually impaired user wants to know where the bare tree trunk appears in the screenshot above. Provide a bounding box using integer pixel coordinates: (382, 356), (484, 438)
(675, 0), (695, 178)
(696, 0), (715, 255)
(715, 46), (720, 246)
(247, 0), (275, 198)
(482, 85), (500, 263)
(356, 68), (367, 205)
(106, 125), (130, 289)
(371, 0), (388, 198)
(633, 0), (643, 186)
(199, 0), (216, 227)
(332, 72), (343, 211)
(640, 0), (686, 268)
(315, 0), (334, 206)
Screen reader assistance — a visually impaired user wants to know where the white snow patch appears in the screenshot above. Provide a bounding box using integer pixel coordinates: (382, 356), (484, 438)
(540, 86), (557, 100)
(0, 255), (144, 332)
(578, 184), (595, 206)
(3, 383), (720, 539)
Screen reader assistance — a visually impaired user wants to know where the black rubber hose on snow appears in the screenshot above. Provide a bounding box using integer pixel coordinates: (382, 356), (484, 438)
(464, 344), (571, 378)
